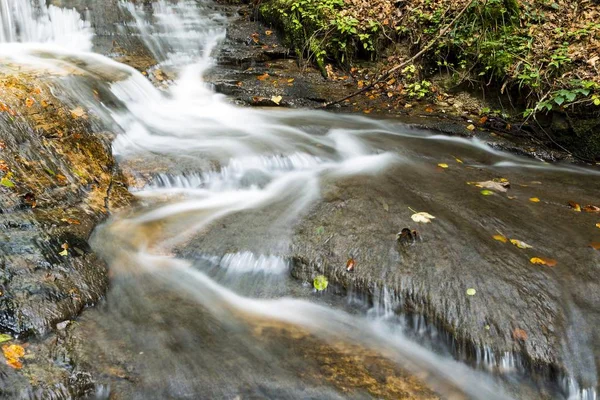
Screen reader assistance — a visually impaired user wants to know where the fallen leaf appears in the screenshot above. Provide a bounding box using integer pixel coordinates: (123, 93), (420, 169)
(271, 95), (282, 105)
(466, 124), (475, 131)
(583, 205), (600, 213)
(479, 116), (488, 125)
(257, 73), (270, 81)
(25, 98), (35, 108)
(287, 78), (295, 83)
(466, 288), (476, 296)
(2, 344), (24, 369)
(454, 157), (463, 164)
(313, 275), (328, 291)
(346, 258), (355, 272)
(411, 212), (435, 223)
(510, 239), (533, 249)
(425, 107), (434, 113)
(1, 176), (14, 188)
(477, 180), (510, 193)
(480, 189), (494, 196)
(512, 328), (528, 341)
(596, 223), (600, 229)
(437, 163), (449, 169)
(493, 234), (508, 243)
(61, 218), (81, 225)
(0, 334), (11, 344)
(265, 30), (273, 36)
(568, 201), (582, 212)
(530, 257), (557, 267)
(590, 242), (600, 250)
(529, 197), (540, 203)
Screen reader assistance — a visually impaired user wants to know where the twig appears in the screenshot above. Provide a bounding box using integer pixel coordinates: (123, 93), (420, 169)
(319, 0), (476, 109)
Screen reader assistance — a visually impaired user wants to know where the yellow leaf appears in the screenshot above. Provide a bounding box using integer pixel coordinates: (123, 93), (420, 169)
(287, 78), (295, 83)
(2, 344), (24, 369)
(510, 239), (533, 249)
(25, 98), (35, 108)
(568, 201), (581, 212)
(529, 197), (540, 203)
(265, 30), (273, 36)
(530, 257), (557, 267)
(596, 223), (600, 229)
(466, 124), (475, 131)
(493, 234), (508, 243)
(455, 157), (463, 164)
(437, 163), (449, 169)
(271, 95), (283, 105)
(59, 249), (68, 257)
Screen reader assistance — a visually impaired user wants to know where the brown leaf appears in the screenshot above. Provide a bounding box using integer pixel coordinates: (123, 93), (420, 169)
(530, 257), (557, 267)
(257, 73), (270, 81)
(591, 242), (600, 250)
(583, 205), (600, 213)
(512, 328), (528, 341)
(479, 116), (488, 125)
(346, 258), (355, 272)
(568, 201), (581, 212)
(25, 98), (35, 108)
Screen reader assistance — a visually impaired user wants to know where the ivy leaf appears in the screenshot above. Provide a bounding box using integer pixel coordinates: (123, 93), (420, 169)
(554, 97), (565, 105)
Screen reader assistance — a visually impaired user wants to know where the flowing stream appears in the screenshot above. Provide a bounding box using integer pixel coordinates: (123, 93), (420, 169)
(1, 1), (599, 399)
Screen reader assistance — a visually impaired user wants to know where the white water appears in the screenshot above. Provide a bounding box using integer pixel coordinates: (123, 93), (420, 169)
(1, 1), (598, 399)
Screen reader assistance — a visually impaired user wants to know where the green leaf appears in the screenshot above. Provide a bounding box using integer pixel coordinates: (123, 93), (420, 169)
(466, 288), (477, 296)
(0, 334), (12, 344)
(564, 92), (577, 102)
(313, 275), (328, 291)
(315, 226), (325, 235)
(594, 98), (600, 106)
(1, 177), (15, 188)
(554, 97), (565, 105)
(480, 190), (494, 196)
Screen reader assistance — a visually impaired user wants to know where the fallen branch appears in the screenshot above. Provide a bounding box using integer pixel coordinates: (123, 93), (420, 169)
(319, 0), (476, 109)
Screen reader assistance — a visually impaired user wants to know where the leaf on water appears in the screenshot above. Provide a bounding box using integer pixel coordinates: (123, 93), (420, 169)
(466, 288), (476, 296)
(313, 275), (328, 291)
(477, 180), (510, 193)
(437, 163), (449, 169)
(568, 201), (582, 212)
(512, 328), (528, 341)
(1, 177), (14, 188)
(493, 234), (508, 243)
(411, 212), (435, 223)
(2, 344), (24, 369)
(590, 242), (600, 250)
(583, 205), (600, 213)
(529, 197), (540, 203)
(530, 257), (557, 267)
(257, 73), (270, 81)
(271, 95), (282, 105)
(0, 334), (12, 344)
(346, 258), (355, 272)
(510, 239), (533, 249)
(480, 189), (494, 196)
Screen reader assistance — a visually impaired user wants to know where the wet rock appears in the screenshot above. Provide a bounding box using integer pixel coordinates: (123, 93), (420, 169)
(0, 67), (131, 337)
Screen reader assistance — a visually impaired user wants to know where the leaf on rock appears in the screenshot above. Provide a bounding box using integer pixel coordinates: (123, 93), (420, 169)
(346, 258), (355, 272)
(493, 234), (508, 243)
(510, 239), (533, 249)
(257, 73), (270, 81)
(529, 197), (540, 203)
(530, 257), (557, 267)
(265, 30), (273, 36)
(1, 177), (14, 188)
(271, 95), (282, 105)
(2, 344), (24, 369)
(568, 201), (582, 212)
(477, 180), (510, 193)
(454, 157), (463, 164)
(466, 124), (475, 131)
(596, 223), (600, 229)
(480, 189), (494, 196)
(411, 212), (435, 223)
(437, 163), (449, 169)
(70, 107), (87, 119)
(313, 275), (328, 291)
(512, 328), (528, 341)
(25, 98), (34, 108)
(0, 334), (12, 344)
(466, 288), (476, 296)
(590, 242), (600, 250)
(583, 205), (600, 213)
